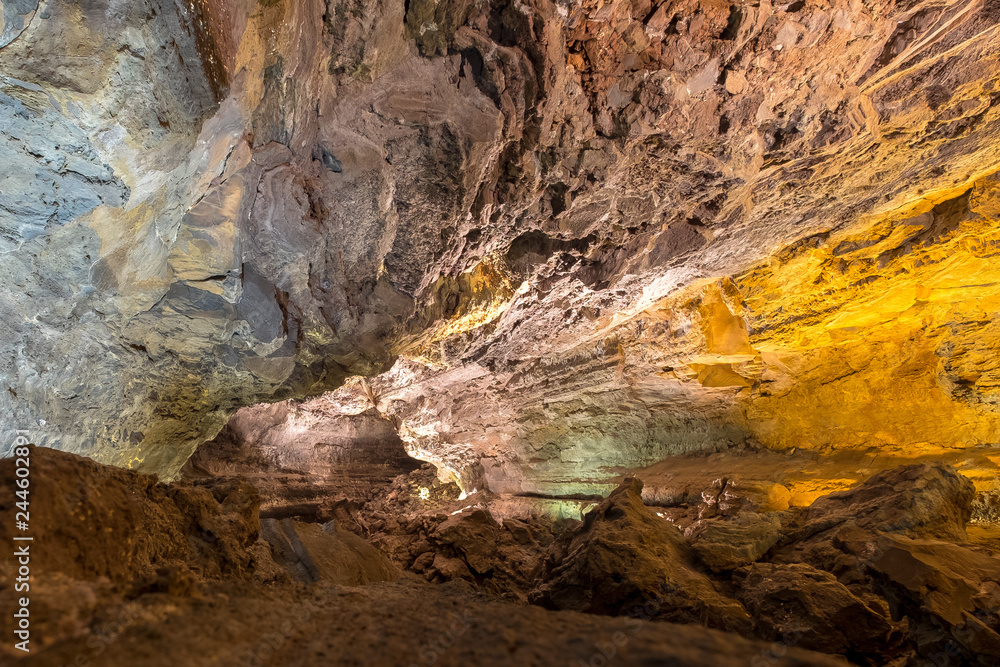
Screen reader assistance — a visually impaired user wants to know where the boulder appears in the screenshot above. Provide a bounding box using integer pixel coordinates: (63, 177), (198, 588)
(769, 463), (999, 664)
(690, 512), (783, 572)
(737, 562), (900, 664)
(432, 509), (502, 574)
(260, 518), (398, 585)
(775, 463), (977, 575)
(530, 478), (752, 634)
(842, 531), (1000, 665)
(803, 463), (975, 541)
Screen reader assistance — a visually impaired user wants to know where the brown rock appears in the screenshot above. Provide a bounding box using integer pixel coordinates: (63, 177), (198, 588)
(724, 70), (747, 95)
(0, 446), (260, 584)
(737, 562), (900, 662)
(431, 553), (476, 582)
(16, 581), (854, 667)
(432, 509), (502, 574)
(260, 518), (398, 585)
(798, 463), (975, 543)
(691, 512), (783, 572)
(412, 551), (436, 572)
(530, 478), (752, 634)
(846, 532), (1000, 664)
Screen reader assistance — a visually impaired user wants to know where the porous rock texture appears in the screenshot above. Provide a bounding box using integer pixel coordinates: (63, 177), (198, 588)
(0, 446), (264, 583)
(7, 444), (1000, 666)
(1, 446), (859, 667)
(764, 462), (1000, 664)
(530, 477), (754, 633)
(3, 0), (1000, 496)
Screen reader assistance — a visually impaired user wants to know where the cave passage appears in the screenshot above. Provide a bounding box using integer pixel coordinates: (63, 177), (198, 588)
(2, 0), (1000, 665)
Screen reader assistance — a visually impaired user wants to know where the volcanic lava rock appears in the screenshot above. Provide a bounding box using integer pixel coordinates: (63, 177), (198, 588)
(736, 562), (900, 664)
(367, 502), (556, 599)
(0, 445), (856, 667)
(261, 518), (399, 585)
(689, 511), (783, 573)
(431, 509), (502, 575)
(16, 579), (855, 667)
(804, 463), (976, 541)
(766, 462), (1000, 665)
(0, 445), (261, 584)
(774, 463), (977, 571)
(530, 477), (752, 634)
(841, 531), (1000, 665)
(5, 0), (1000, 500)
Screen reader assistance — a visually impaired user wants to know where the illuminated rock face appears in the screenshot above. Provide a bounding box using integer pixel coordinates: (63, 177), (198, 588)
(1, 0), (1000, 486)
(374, 176), (1000, 495)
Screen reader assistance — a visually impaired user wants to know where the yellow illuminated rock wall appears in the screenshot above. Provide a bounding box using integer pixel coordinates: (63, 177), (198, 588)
(736, 174), (1000, 455)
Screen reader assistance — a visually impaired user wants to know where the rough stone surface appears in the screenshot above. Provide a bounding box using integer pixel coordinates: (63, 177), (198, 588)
(14, 579), (853, 667)
(803, 463), (977, 541)
(260, 518), (399, 584)
(529, 477), (753, 634)
(690, 511), (783, 572)
(765, 463), (1000, 665)
(0, 446), (856, 667)
(5, 3), (1000, 662)
(737, 561), (901, 663)
(0, 445), (262, 583)
(1, 0), (1000, 495)
(180, 382), (422, 521)
(843, 532), (1000, 665)
(5, 442), (1000, 666)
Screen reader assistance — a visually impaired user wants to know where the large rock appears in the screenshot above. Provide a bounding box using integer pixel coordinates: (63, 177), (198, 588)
(431, 509), (503, 575)
(842, 531), (1000, 665)
(0, 445), (261, 584)
(690, 511), (783, 572)
(803, 463), (976, 541)
(530, 478), (752, 634)
(737, 562), (900, 664)
(261, 518), (399, 585)
(773, 463), (976, 570)
(768, 462), (1000, 665)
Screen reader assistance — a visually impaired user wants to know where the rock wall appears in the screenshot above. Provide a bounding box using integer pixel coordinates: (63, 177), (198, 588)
(373, 175), (1000, 495)
(2, 0), (1000, 483)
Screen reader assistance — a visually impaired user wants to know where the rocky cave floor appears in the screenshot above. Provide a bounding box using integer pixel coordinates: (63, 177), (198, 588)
(2, 443), (1000, 667)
